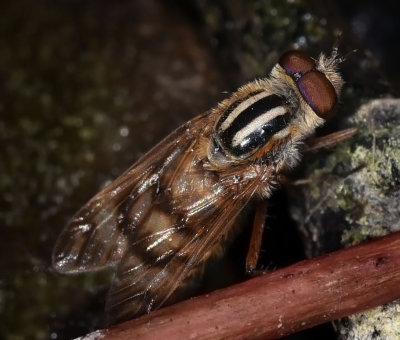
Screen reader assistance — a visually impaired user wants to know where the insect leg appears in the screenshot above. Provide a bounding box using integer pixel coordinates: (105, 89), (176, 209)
(305, 127), (357, 152)
(245, 202), (268, 276)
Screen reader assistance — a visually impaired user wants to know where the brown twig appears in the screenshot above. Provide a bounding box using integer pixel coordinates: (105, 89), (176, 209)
(88, 231), (400, 340)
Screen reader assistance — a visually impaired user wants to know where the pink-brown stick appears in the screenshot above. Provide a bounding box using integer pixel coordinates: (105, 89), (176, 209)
(100, 231), (400, 340)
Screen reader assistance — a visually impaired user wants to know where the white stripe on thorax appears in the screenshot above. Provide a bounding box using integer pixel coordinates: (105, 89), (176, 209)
(219, 91), (272, 132)
(273, 126), (290, 139)
(232, 106), (287, 147)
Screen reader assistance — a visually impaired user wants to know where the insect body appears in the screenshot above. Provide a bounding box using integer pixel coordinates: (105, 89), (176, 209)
(53, 49), (344, 323)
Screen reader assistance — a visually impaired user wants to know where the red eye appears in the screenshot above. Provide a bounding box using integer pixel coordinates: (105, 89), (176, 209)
(297, 70), (337, 119)
(279, 50), (315, 78)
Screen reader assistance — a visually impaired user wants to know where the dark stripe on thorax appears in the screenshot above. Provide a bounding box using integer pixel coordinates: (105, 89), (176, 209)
(215, 90), (265, 132)
(229, 111), (290, 156)
(220, 94), (284, 143)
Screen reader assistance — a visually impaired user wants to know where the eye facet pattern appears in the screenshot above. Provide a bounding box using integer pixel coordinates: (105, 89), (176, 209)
(279, 50), (315, 78)
(298, 70), (337, 118)
(280, 50), (337, 118)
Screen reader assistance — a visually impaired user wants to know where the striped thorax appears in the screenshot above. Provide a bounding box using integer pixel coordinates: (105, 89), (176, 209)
(210, 50), (344, 170)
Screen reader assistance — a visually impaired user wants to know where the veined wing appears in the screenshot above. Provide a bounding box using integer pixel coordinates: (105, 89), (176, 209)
(52, 108), (267, 324)
(104, 161), (265, 323)
(52, 112), (210, 273)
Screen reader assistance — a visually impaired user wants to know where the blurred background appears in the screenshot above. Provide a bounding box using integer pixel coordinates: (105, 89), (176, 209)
(0, 0), (399, 339)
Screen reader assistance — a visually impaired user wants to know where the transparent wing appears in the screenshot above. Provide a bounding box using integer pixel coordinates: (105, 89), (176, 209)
(105, 168), (264, 323)
(52, 113), (209, 273)
(52, 110), (264, 324)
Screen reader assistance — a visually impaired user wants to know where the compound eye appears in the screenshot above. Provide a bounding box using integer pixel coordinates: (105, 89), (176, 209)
(298, 70), (337, 119)
(279, 50), (315, 78)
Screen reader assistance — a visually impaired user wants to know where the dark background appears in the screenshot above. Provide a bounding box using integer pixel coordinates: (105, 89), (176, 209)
(0, 1), (399, 339)
(336, 0), (400, 93)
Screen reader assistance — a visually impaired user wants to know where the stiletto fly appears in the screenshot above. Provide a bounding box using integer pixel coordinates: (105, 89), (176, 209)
(53, 48), (345, 323)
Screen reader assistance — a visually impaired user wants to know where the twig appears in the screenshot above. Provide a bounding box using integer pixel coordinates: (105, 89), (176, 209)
(85, 231), (400, 340)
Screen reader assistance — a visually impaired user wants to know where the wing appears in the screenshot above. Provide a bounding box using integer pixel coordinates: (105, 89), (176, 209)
(104, 164), (265, 323)
(52, 110), (265, 324)
(52, 112), (209, 273)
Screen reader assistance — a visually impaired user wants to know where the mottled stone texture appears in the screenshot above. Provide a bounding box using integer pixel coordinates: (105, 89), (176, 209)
(194, 2), (400, 339)
(290, 99), (400, 339)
